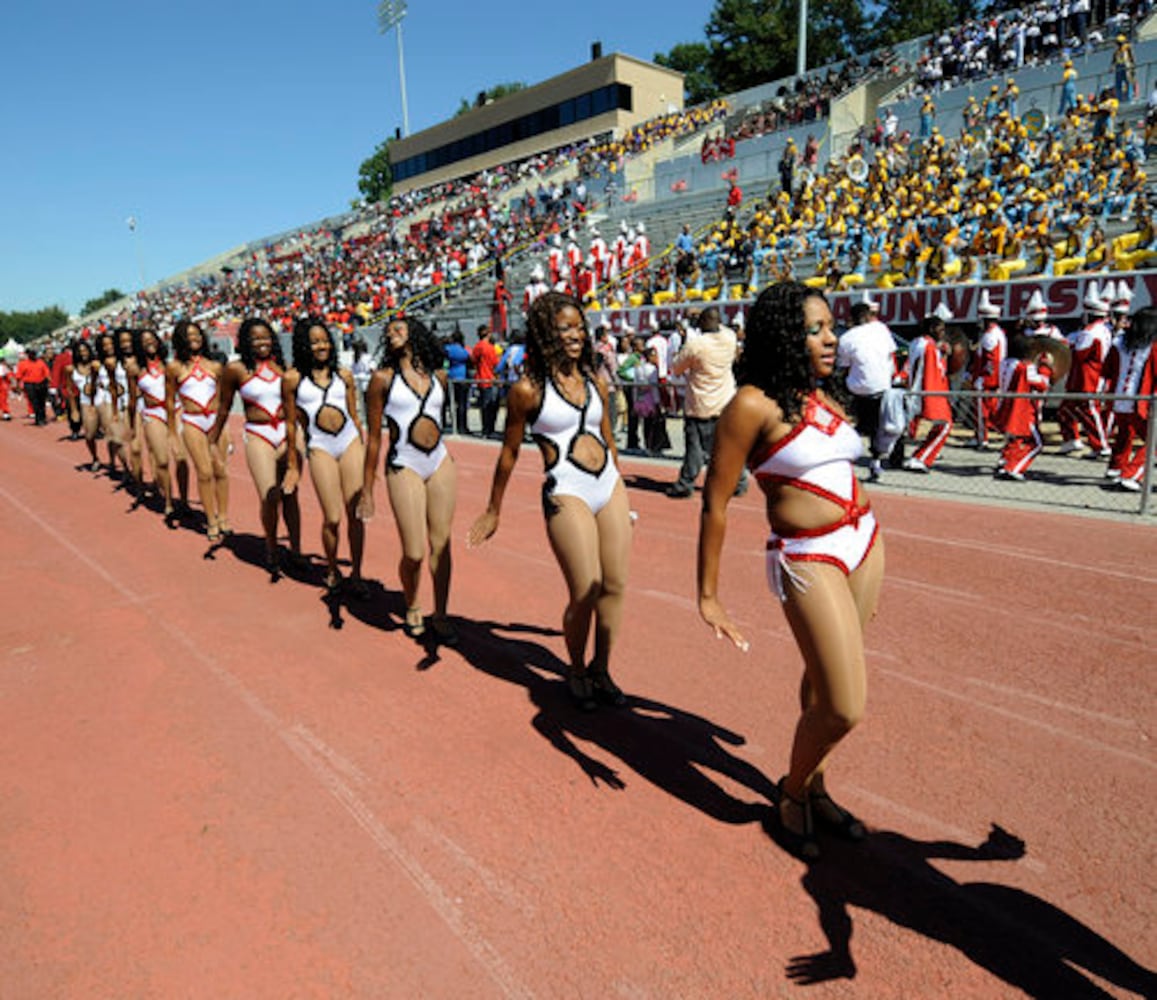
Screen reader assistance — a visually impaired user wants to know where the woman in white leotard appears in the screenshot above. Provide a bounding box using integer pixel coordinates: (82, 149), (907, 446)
(360, 316), (456, 641)
(166, 319), (230, 543)
(213, 318), (304, 577)
(468, 292), (631, 709)
(697, 281), (885, 861)
(94, 331), (128, 477)
(64, 338), (101, 470)
(283, 318), (366, 597)
(114, 326), (144, 491)
(125, 327), (189, 520)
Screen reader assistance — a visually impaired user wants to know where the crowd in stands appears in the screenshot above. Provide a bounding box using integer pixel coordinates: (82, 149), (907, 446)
(908, 0), (1153, 97)
(725, 52), (898, 142)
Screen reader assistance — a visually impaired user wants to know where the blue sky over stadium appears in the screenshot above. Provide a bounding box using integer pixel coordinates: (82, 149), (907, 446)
(0, 0), (708, 316)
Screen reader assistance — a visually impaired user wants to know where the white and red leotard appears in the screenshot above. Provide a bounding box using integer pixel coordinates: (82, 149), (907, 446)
(748, 393), (879, 601)
(238, 361), (286, 448)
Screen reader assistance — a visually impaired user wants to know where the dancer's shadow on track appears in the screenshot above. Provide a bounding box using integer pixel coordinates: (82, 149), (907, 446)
(454, 618), (777, 824)
(784, 824), (1157, 998)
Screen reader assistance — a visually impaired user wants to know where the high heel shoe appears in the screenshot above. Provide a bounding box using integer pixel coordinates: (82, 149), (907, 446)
(588, 665), (626, 707)
(403, 607), (426, 639)
(809, 788), (867, 842)
(566, 671), (597, 712)
(773, 777), (820, 861)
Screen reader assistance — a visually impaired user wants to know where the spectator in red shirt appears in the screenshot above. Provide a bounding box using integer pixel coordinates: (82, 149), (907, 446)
(727, 182), (743, 208)
(471, 325), (501, 437)
(15, 348), (52, 425)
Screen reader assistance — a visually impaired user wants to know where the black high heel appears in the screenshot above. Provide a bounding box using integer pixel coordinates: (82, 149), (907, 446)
(773, 777), (820, 861)
(809, 789), (867, 842)
(566, 672), (597, 712)
(588, 666), (626, 707)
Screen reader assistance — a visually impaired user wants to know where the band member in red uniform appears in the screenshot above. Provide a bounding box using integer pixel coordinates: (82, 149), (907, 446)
(589, 228), (608, 283)
(1025, 289), (1064, 340)
(523, 266), (549, 315)
(1102, 306), (1156, 491)
(1058, 281), (1112, 456)
(902, 308), (954, 472)
(548, 235), (565, 287)
(994, 335), (1053, 481)
(969, 290), (1005, 448)
(490, 278), (513, 337)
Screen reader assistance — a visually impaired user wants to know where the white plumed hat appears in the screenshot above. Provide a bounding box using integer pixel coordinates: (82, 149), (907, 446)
(1025, 289), (1047, 319)
(932, 302), (954, 322)
(977, 289), (1001, 317)
(1083, 280), (1109, 316)
(859, 290), (880, 311)
(1113, 279), (1134, 313)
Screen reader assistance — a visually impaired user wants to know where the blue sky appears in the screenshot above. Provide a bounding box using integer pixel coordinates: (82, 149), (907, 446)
(0, 0), (711, 316)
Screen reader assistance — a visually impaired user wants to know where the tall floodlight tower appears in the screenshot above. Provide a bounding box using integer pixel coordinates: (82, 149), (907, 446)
(797, 0), (808, 78)
(377, 0), (411, 137)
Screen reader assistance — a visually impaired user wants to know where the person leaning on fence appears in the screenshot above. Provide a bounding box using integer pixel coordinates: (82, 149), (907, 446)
(968, 290), (1006, 449)
(1058, 280), (1113, 457)
(901, 306), (954, 473)
(994, 335), (1053, 482)
(666, 306), (748, 498)
(836, 292), (896, 481)
(1102, 305), (1157, 492)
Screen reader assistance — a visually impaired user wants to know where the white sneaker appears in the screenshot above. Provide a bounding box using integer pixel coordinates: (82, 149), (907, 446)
(1119, 478), (1142, 492)
(1004, 469), (1025, 481)
(903, 457), (930, 473)
(1057, 440), (1086, 455)
(1098, 447), (1112, 458)
(1105, 468), (1122, 479)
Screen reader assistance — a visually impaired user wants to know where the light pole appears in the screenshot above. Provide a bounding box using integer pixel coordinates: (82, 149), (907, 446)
(377, 0), (410, 138)
(797, 0), (808, 78)
(126, 215), (146, 292)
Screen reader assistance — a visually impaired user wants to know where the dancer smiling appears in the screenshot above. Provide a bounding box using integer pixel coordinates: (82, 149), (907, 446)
(697, 282), (884, 860)
(468, 292), (631, 707)
(360, 315), (456, 641)
(283, 318), (366, 596)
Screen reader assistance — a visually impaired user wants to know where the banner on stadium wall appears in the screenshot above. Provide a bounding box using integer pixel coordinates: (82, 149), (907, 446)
(596, 272), (1157, 333)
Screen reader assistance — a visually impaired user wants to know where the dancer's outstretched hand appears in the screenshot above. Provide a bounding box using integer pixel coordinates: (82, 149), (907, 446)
(467, 510), (498, 547)
(698, 596), (750, 652)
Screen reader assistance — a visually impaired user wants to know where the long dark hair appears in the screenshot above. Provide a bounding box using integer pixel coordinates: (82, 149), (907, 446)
(72, 338), (95, 365)
(1124, 306), (1157, 350)
(292, 317), (337, 374)
(737, 281), (840, 422)
(113, 326), (134, 362)
(524, 291), (595, 387)
(95, 331), (117, 362)
(171, 320), (205, 364)
(378, 316), (444, 376)
(133, 327), (168, 368)
(238, 317), (285, 370)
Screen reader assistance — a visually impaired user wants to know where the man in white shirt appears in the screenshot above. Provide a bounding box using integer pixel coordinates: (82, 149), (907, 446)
(836, 295), (897, 480)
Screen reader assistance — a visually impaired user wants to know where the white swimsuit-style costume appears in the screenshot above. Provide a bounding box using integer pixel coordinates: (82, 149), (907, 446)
(137, 360), (168, 424)
(72, 365), (97, 406)
(749, 393), (879, 601)
(529, 376), (619, 516)
(178, 358), (218, 434)
(114, 362), (130, 414)
(297, 371), (360, 461)
(93, 364), (113, 409)
(238, 361), (286, 449)
(383, 372), (447, 480)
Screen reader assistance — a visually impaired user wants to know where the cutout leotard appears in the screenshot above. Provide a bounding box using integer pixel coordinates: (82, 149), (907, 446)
(297, 372), (360, 461)
(137, 360), (168, 424)
(238, 361), (286, 449)
(178, 359), (218, 434)
(529, 375), (619, 516)
(383, 371), (447, 480)
(748, 393), (879, 600)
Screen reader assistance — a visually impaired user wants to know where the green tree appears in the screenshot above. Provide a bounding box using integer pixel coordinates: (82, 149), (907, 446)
(866, 0), (975, 47)
(82, 288), (125, 315)
(455, 82), (527, 117)
(357, 139), (393, 204)
(0, 306), (70, 344)
(704, 0), (867, 95)
(654, 42), (718, 106)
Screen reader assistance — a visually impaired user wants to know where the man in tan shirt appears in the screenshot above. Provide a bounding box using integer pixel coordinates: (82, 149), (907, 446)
(667, 307), (748, 497)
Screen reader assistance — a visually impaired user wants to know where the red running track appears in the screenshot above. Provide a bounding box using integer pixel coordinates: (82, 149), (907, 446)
(0, 418), (1154, 998)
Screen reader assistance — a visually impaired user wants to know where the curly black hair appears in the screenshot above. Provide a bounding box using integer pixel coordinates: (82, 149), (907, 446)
(237, 317), (285, 371)
(378, 316), (445, 376)
(132, 327), (168, 368)
(72, 338), (95, 365)
(292, 317), (337, 374)
(113, 326), (135, 362)
(737, 281), (843, 422)
(1124, 306), (1157, 350)
(524, 291), (595, 387)
(171, 320), (205, 364)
